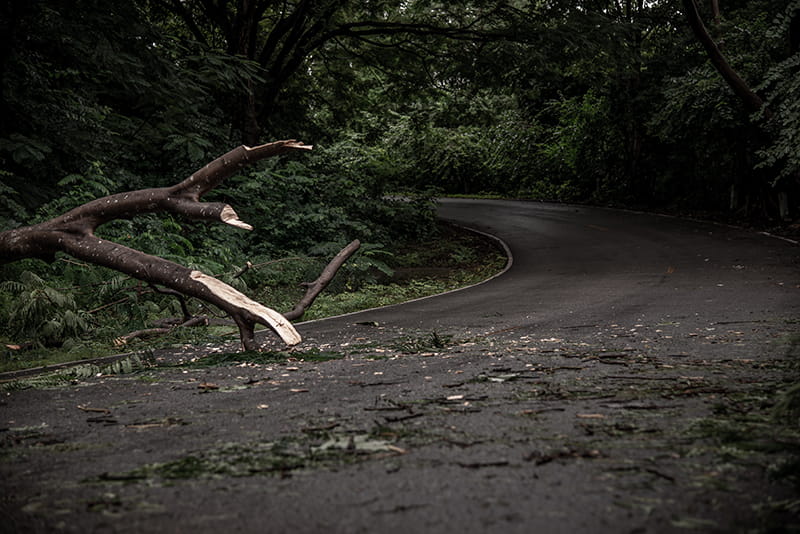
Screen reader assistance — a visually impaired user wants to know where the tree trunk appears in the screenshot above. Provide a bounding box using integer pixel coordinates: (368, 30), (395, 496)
(0, 140), (359, 351)
(241, 80), (262, 146)
(709, 0), (720, 25)
(681, 0), (767, 116)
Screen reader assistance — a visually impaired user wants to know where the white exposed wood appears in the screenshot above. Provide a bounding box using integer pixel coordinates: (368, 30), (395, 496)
(221, 205), (254, 230)
(190, 270), (301, 346)
(245, 142), (313, 153)
(0, 140), (322, 350)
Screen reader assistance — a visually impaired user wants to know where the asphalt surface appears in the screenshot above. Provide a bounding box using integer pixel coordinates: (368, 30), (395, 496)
(2, 199), (799, 533)
(305, 199), (798, 351)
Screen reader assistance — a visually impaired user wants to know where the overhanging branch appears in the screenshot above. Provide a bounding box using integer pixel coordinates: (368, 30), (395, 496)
(681, 0), (769, 117)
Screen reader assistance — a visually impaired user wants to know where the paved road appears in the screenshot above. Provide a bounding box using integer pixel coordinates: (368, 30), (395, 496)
(2, 199), (798, 534)
(304, 199), (797, 356)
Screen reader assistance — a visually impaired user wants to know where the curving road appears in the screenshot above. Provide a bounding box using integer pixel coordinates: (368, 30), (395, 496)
(302, 198), (798, 359)
(2, 199), (798, 534)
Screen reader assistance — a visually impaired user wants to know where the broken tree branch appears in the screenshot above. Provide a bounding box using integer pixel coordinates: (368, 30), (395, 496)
(0, 140), (327, 351)
(283, 239), (361, 321)
(114, 240), (361, 345)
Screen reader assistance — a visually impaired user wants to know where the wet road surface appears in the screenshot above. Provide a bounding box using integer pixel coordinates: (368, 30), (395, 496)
(2, 199), (798, 533)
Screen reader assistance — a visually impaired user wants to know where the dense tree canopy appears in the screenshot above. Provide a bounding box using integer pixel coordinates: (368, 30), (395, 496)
(3, 1), (798, 215)
(1, 0), (798, 349)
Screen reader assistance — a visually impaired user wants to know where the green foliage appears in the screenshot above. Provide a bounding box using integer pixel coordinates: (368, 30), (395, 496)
(533, 92), (627, 202)
(0, 271), (91, 347)
(215, 158), (437, 257)
(0, 172), (29, 229)
(3, 0), (796, 223)
(35, 162), (117, 220)
(646, 63), (753, 209)
(0, 0), (262, 212)
(757, 52), (800, 186)
(316, 0), (797, 215)
(326, 90), (621, 202)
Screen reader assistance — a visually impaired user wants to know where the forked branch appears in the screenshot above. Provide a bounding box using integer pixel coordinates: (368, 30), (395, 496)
(0, 140), (360, 351)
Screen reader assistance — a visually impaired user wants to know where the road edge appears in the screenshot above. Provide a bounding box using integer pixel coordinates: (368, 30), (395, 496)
(295, 221), (514, 328)
(0, 222), (514, 382)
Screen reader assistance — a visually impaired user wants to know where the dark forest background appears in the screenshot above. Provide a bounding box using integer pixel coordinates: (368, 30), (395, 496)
(1, 0), (798, 351)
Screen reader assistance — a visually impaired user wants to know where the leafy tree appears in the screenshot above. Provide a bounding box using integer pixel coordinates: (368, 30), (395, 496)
(145, 0), (516, 143)
(678, 0), (799, 216)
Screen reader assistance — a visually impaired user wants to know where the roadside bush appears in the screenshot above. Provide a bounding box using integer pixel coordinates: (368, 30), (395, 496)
(0, 270), (91, 348)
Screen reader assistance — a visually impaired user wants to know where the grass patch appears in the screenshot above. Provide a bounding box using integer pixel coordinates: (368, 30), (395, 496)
(92, 431), (403, 483)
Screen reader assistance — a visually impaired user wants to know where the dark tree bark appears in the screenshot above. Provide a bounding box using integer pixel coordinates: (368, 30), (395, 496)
(0, 140), (360, 351)
(709, 0), (720, 25)
(681, 0), (768, 117)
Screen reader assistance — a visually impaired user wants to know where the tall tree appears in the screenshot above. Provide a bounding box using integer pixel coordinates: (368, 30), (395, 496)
(681, 0), (767, 115)
(681, 0), (800, 217)
(149, 0), (510, 144)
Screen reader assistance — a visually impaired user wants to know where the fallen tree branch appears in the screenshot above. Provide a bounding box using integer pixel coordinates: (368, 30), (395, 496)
(284, 239), (361, 321)
(233, 261), (253, 279)
(114, 316), (209, 346)
(0, 140), (329, 351)
(113, 239), (361, 345)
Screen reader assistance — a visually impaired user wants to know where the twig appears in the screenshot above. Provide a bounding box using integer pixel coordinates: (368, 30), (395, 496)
(86, 296), (132, 314)
(233, 261), (253, 279)
(283, 240), (361, 320)
(230, 256), (308, 275)
(149, 283), (191, 321)
(77, 404), (111, 415)
(384, 412), (425, 423)
(456, 461), (510, 469)
(58, 257), (92, 268)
